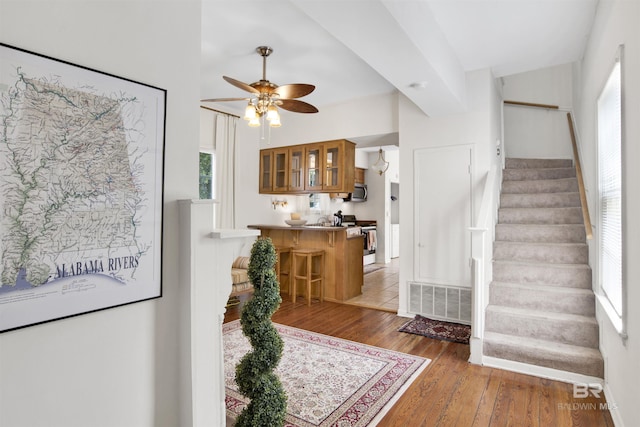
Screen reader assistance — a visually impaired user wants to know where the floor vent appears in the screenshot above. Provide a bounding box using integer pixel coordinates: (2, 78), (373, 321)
(408, 282), (472, 324)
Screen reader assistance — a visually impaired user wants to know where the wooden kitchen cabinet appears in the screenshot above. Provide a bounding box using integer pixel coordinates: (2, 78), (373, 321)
(305, 143), (323, 192)
(259, 150), (274, 193)
(259, 139), (356, 194)
(273, 148), (289, 192)
(289, 146), (304, 192)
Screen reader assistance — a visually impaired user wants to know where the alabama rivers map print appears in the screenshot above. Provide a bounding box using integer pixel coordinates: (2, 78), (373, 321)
(0, 44), (165, 332)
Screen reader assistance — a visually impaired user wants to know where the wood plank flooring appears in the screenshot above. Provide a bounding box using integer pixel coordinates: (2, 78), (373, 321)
(224, 299), (614, 427)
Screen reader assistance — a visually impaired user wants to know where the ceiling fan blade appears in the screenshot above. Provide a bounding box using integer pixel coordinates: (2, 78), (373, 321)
(200, 97), (250, 102)
(278, 99), (319, 114)
(275, 83), (315, 99)
(223, 76), (260, 94)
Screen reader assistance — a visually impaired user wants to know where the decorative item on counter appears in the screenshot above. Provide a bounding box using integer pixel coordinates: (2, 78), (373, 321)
(284, 219), (307, 226)
(285, 212), (306, 226)
(333, 210), (343, 226)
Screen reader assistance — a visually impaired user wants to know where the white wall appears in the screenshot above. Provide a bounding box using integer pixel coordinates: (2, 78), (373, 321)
(397, 68), (502, 317)
(575, 0), (640, 425)
(0, 2), (201, 427)
(502, 63), (575, 160)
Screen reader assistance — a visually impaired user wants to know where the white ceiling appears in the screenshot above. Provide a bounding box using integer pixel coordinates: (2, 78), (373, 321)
(201, 0), (597, 120)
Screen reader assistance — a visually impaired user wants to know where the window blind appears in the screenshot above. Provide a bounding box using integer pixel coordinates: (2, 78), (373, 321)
(597, 60), (622, 317)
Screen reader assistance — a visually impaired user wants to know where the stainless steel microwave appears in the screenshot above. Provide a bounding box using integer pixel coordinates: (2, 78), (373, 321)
(347, 183), (367, 202)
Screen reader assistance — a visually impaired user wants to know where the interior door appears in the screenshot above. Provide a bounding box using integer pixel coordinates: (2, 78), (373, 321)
(414, 145), (472, 287)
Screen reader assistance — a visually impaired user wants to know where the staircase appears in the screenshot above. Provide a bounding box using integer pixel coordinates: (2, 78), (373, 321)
(483, 158), (604, 378)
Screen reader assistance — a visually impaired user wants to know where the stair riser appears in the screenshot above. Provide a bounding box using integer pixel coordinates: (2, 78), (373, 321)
(483, 339), (604, 378)
(494, 242), (588, 264)
(505, 158), (574, 169)
(493, 262), (592, 288)
(500, 192), (581, 209)
(495, 224), (586, 243)
(485, 309), (599, 348)
(503, 168), (576, 181)
(498, 207), (583, 225)
(489, 284), (595, 316)
(502, 178), (579, 194)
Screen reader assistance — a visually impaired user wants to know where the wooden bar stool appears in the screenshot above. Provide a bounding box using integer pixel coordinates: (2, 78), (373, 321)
(291, 248), (325, 306)
(274, 246), (292, 296)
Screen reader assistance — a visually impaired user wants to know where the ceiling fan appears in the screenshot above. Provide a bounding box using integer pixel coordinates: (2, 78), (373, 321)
(202, 46), (319, 127)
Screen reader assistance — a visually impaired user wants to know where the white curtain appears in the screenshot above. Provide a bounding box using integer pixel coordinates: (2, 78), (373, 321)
(213, 112), (238, 229)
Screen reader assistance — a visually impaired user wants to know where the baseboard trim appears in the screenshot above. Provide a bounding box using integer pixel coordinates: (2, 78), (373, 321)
(482, 355), (604, 385)
(603, 383), (624, 427)
(396, 309), (413, 319)
(468, 338), (483, 364)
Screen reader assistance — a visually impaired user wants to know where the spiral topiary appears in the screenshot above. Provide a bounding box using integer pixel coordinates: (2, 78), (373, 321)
(234, 237), (287, 426)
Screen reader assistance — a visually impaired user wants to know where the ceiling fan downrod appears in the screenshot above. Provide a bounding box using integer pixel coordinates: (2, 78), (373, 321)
(256, 46), (273, 81)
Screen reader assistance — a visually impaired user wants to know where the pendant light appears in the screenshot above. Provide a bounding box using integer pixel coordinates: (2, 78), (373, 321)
(371, 148), (389, 176)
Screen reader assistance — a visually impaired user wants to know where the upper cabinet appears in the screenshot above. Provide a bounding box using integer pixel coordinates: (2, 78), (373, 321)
(259, 139), (355, 194)
(289, 146), (305, 192)
(305, 143), (323, 192)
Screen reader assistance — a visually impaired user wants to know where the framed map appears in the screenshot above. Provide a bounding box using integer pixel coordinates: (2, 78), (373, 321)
(0, 43), (165, 333)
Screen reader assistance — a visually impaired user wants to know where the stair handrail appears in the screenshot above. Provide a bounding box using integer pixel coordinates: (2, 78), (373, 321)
(469, 164), (501, 364)
(566, 112), (593, 240)
(503, 101), (593, 240)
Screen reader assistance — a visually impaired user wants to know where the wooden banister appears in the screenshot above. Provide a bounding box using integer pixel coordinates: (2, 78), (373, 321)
(504, 100), (560, 110)
(566, 112), (593, 240)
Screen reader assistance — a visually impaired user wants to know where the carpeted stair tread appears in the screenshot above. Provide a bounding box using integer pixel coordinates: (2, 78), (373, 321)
(493, 241), (588, 264)
(483, 331), (604, 378)
(503, 167), (576, 181)
(495, 224), (586, 243)
(502, 177), (579, 194)
(505, 158), (574, 169)
(498, 206), (583, 224)
(492, 260), (591, 288)
(500, 192), (581, 208)
(489, 281), (595, 315)
(485, 305), (599, 348)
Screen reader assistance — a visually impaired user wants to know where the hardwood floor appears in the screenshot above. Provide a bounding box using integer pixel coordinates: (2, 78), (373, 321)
(224, 299), (614, 426)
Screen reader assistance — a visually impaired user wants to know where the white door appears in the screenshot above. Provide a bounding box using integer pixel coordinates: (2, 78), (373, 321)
(414, 145), (472, 287)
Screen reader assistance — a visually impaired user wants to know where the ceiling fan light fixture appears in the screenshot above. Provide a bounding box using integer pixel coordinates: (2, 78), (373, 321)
(204, 45), (318, 131)
(371, 148), (389, 176)
(244, 102), (257, 121)
(269, 115), (281, 128)
(248, 116), (261, 127)
(266, 104), (280, 121)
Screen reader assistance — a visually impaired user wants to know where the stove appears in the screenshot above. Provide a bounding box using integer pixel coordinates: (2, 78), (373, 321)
(342, 214), (357, 227)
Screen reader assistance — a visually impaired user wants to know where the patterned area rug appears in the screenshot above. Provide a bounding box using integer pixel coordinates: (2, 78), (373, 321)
(398, 315), (471, 344)
(223, 320), (430, 426)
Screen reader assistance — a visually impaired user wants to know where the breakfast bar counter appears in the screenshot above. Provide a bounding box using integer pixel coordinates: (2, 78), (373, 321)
(247, 224), (364, 301)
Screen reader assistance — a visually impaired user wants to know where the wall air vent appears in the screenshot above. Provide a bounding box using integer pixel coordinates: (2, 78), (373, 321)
(408, 282), (472, 325)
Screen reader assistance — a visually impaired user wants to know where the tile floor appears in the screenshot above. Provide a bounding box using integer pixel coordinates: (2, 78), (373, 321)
(343, 258), (399, 312)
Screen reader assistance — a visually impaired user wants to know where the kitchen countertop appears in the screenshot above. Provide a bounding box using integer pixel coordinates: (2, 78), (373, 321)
(247, 224), (348, 231)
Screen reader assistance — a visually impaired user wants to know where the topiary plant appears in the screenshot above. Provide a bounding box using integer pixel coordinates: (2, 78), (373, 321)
(234, 237), (287, 427)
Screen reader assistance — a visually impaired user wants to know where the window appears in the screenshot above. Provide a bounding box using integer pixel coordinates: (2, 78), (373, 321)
(597, 51), (624, 331)
(199, 151), (215, 199)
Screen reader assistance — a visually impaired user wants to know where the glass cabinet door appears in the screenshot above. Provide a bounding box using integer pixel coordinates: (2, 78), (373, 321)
(259, 150), (273, 193)
(305, 145), (323, 191)
(289, 147), (304, 192)
(273, 148), (288, 192)
(323, 142), (342, 191)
